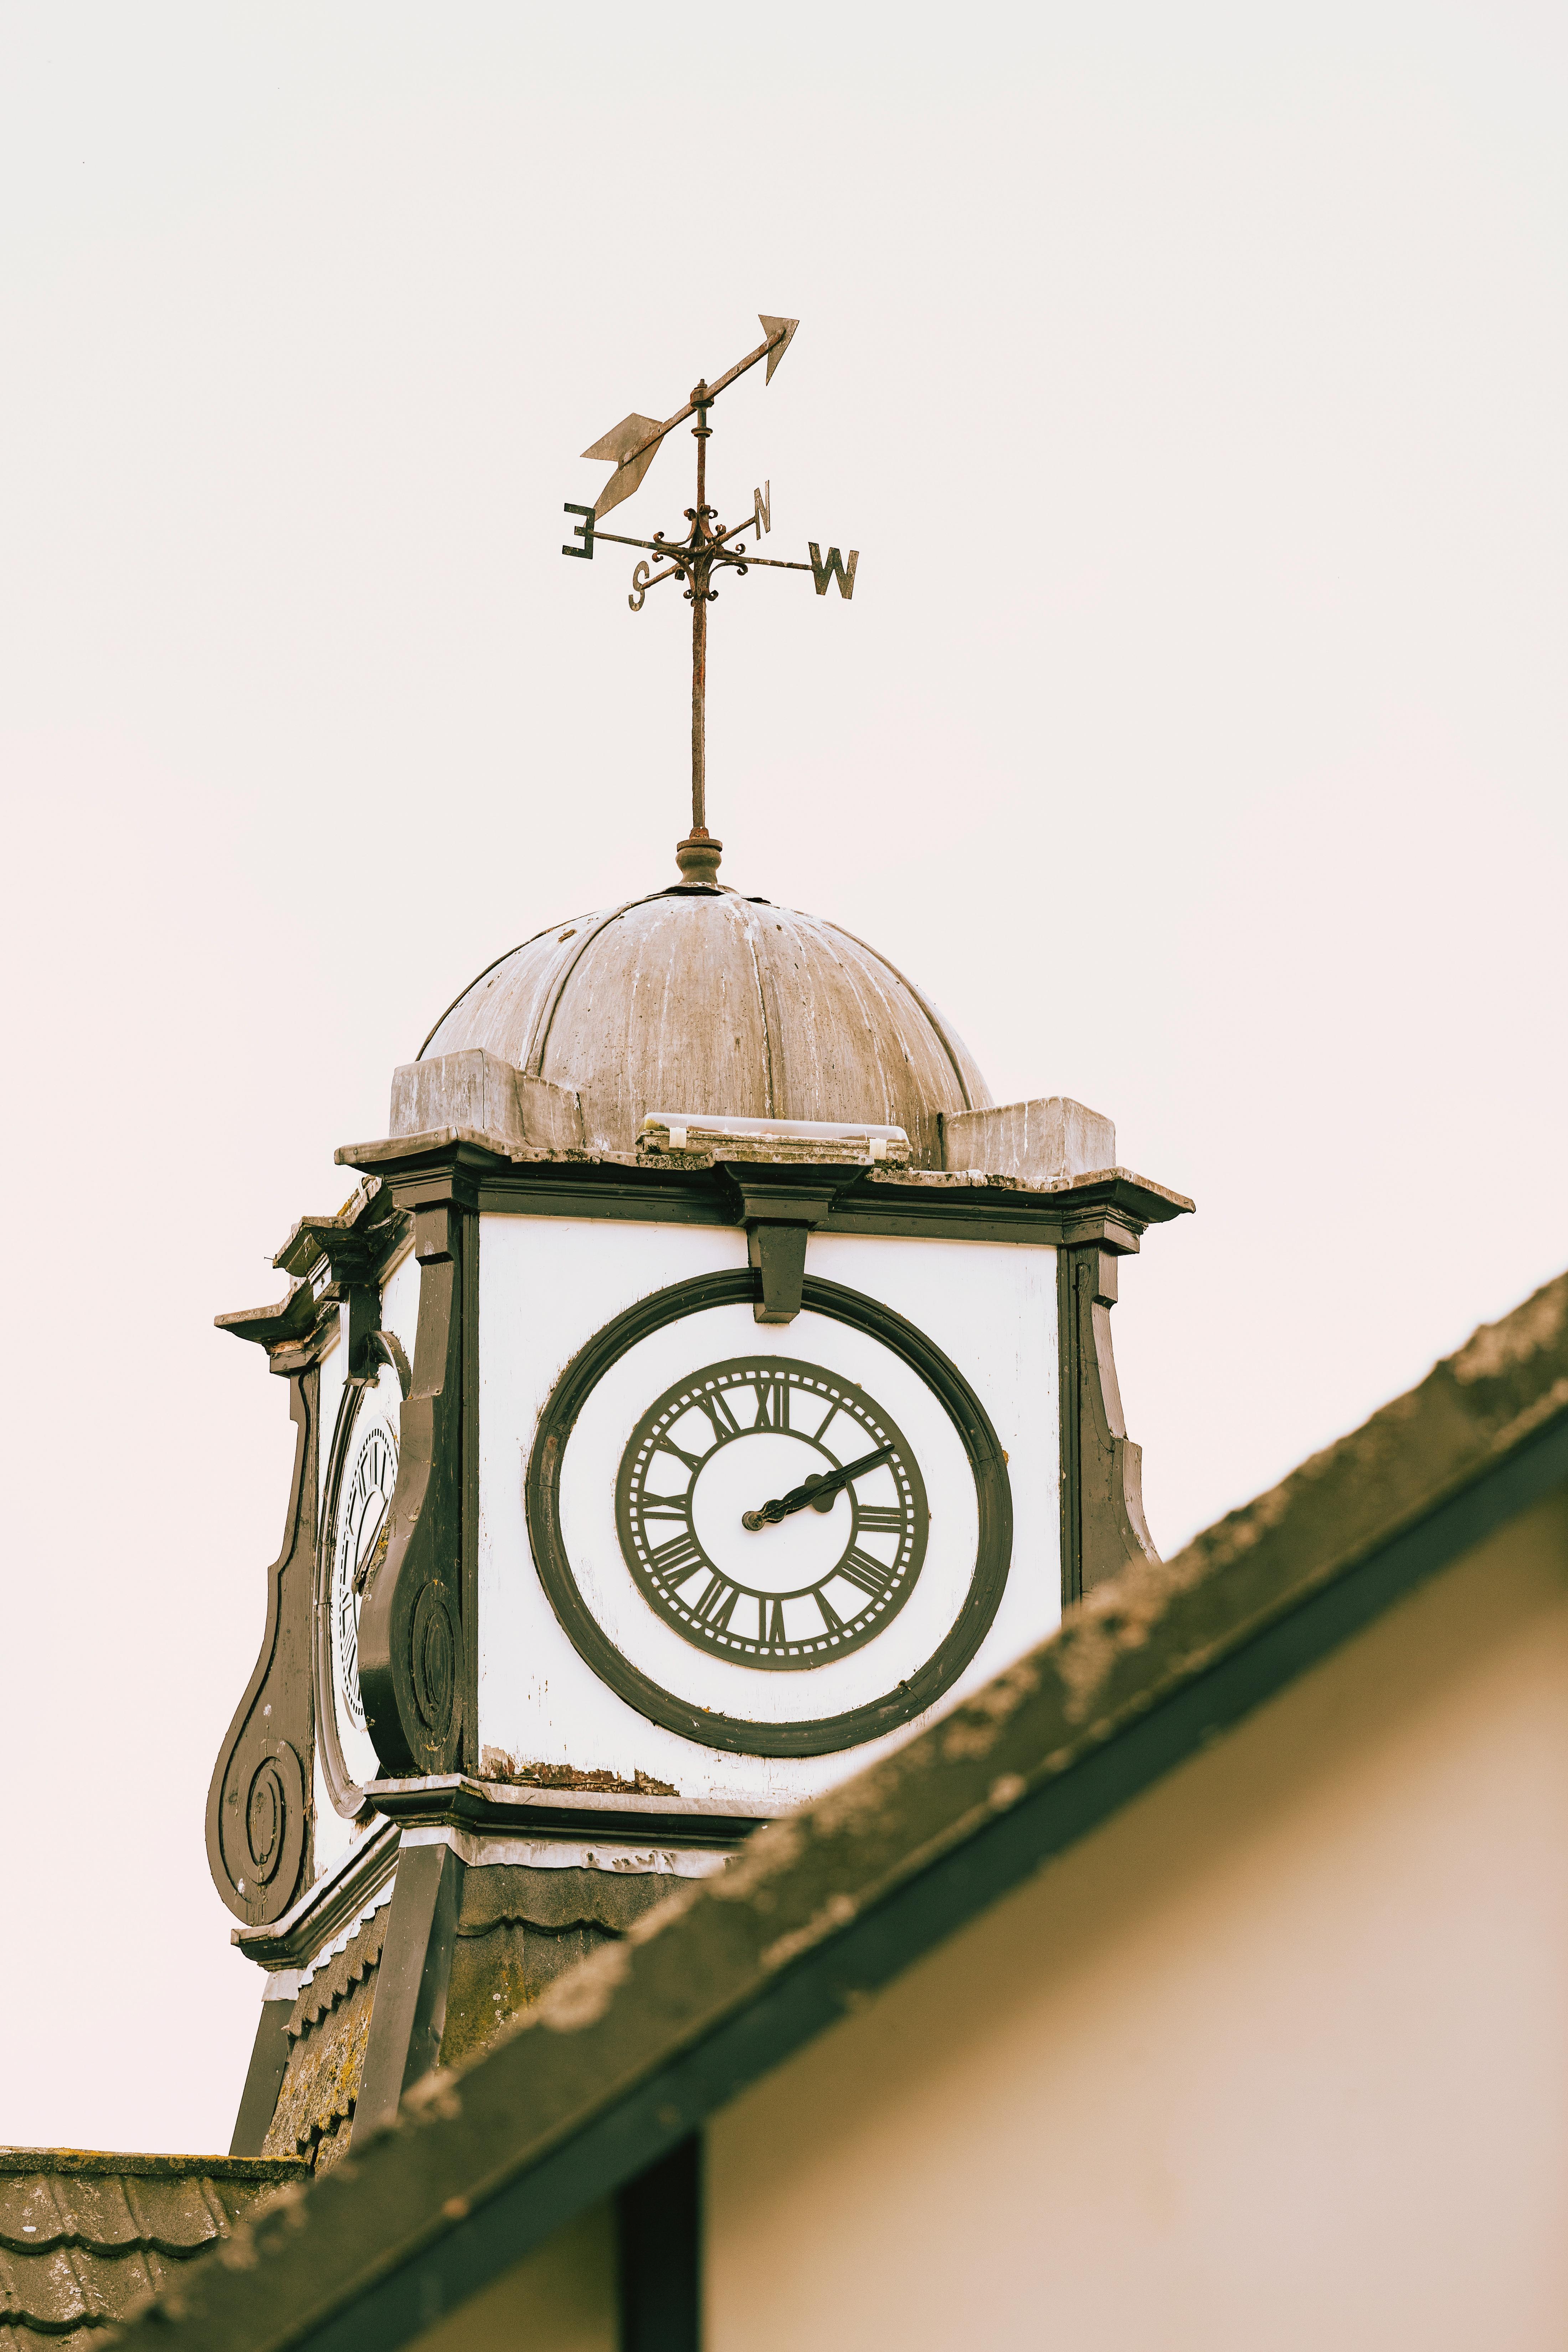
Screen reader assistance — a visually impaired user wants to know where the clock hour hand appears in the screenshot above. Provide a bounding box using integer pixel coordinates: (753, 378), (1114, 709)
(741, 1444), (894, 1531)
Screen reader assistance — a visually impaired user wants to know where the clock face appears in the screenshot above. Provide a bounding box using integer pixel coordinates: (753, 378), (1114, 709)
(617, 1357), (928, 1671)
(527, 1270), (1011, 1758)
(319, 1369), (400, 1806)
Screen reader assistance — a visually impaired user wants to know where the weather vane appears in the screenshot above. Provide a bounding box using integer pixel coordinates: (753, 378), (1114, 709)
(562, 314), (858, 887)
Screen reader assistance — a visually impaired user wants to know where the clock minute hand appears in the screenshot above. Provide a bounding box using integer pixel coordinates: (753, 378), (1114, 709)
(353, 1499), (392, 1595)
(741, 1444), (895, 1531)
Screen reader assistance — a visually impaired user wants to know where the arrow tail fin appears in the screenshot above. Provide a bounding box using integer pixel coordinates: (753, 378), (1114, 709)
(593, 441), (662, 519)
(581, 412), (666, 519)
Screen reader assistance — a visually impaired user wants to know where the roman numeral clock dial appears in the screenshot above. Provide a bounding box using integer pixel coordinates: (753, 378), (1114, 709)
(620, 1361), (925, 1669)
(525, 1272), (1013, 1760)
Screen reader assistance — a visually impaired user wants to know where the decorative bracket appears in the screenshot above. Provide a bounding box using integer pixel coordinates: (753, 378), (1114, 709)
(1058, 1243), (1161, 1604)
(271, 1183), (414, 1394)
(207, 1176), (420, 1929)
(731, 1175), (846, 1325)
(347, 1317), (413, 1397)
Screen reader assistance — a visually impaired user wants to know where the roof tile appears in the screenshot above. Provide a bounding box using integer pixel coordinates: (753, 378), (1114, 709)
(49, 2181), (138, 2254)
(0, 2158), (304, 2352)
(0, 2179), (64, 2254)
(116, 2180), (220, 2256)
(0, 2242), (91, 2328)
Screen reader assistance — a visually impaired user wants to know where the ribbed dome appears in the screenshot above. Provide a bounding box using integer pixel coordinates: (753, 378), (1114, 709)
(420, 889), (992, 1165)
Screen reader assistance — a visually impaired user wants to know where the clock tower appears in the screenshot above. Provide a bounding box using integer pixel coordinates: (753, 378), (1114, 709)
(204, 318), (1190, 2167)
(207, 859), (1189, 2167)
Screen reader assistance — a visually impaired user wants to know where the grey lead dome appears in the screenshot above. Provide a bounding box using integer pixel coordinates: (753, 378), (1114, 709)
(419, 889), (992, 1165)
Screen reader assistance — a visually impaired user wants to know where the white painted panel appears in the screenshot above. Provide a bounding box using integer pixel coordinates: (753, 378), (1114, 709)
(380, 1241), (419, 1359)
(311, 1775), (356, 1884)
(478, 1216), (748, 1787)
(806, 1231), (1059, 1727)
(477, 1214), (1058, 1809)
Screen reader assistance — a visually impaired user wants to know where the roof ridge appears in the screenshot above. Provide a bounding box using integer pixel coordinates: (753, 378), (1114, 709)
(0, 2156), (304, 2181)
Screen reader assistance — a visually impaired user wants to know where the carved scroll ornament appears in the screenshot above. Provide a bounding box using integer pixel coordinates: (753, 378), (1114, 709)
(205, 1375), (316, 1926)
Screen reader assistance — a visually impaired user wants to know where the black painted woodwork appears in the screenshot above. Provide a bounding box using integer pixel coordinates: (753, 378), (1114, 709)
(734, 1174), (844, 1325)
(1058, 1244), (1160, 1605)
(339, 1128), (1190, 1253)
(352, 1840), (467, 2146)
(212, 1180), (416, 1929)
(618, 2135), (702, 2352)
(229, 1989), (297, 2158)
(205, 1369), (319, 1927)
(357, 1776), (774, 1846)
(232, 1817), (401, 1972)
(747, 1220), (809, 1323)
(359, 1204), (471, 1778)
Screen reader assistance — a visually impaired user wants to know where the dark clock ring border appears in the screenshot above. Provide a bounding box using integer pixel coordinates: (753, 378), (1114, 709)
(524, 1270), (1013, 1757)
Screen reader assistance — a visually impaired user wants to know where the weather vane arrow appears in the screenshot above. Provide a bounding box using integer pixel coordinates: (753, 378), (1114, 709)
(561, 314), (858, 889)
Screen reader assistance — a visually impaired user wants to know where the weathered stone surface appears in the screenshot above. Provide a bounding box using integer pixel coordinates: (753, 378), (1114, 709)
(441, 1866), (686, 2071)
(941, 1097), (1115, 1185)
(389, 1051), (584, 1153)
(263, 1910), (389, 2172)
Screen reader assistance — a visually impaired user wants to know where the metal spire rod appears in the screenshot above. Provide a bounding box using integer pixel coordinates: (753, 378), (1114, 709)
(561, 314), (860, 888)
(691, 395), (711, 835)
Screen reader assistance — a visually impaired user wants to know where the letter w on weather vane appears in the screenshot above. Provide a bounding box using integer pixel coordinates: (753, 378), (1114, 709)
(561, 315), (859, 882)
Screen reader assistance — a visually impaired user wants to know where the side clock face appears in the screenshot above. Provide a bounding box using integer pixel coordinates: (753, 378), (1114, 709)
(319, 1368), (401, 1809)
(527, 1271), (1012, 1758)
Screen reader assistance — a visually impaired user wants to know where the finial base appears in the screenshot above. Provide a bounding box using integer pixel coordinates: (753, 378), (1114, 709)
(673, 828), (724, 891)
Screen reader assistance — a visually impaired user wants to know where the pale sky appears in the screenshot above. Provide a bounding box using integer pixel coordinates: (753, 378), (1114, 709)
(1, 3), (1563, 2152)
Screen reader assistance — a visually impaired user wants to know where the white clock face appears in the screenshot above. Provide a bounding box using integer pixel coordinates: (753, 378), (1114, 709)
(326, 1374), (400, 1793)
(527, 1275), (1011, 1758)
(618, 1357), (927, 1669)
